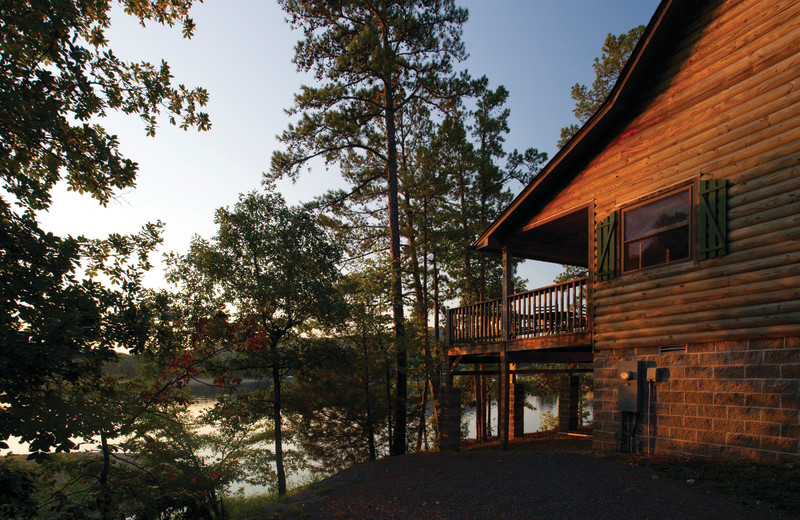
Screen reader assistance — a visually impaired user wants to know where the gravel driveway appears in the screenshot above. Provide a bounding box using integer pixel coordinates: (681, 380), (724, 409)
(250, 443), (797, 519)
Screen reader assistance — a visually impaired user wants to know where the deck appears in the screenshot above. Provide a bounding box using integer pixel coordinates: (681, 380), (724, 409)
(447, 278), (592, 363)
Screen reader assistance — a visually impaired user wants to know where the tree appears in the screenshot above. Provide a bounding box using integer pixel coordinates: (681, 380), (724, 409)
(271, 0), (468, 456)
(1, 0), (209, 457)
(0, 215), (164, 458)
(557, 25), (645, 148)
(1, 0), (209, 212)
(167, 188), (345, 496)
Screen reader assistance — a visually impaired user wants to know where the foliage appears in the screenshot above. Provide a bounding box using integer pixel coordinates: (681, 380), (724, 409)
(0, 209), (164, 459)
(290, 337), (390, 473)
(553, 265), (589, 284)
(0, 348), (266, 520)
(538, 411), (558, 432)
(443, 78), (546, 306)
(1, 0), (208, 463)
(557, 25), (645, 148)
(0, 462), (37, 519)
(114, 399), (246, 519)
(270, 0), (468, 184)
(1, 0), (209, 212)
(166, 188), (345, 495)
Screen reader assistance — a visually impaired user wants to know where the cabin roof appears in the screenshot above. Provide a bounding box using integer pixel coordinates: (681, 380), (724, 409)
(473, 0), (704, 259)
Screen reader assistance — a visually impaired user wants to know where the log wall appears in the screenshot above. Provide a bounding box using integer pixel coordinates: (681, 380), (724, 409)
(525, 0), (800, 350)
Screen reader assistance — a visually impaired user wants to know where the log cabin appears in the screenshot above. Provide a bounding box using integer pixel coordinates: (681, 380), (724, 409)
(444, 0), (800, 462)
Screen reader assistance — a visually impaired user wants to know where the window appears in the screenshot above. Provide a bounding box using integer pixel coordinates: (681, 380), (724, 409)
(623, 188), (691, 271)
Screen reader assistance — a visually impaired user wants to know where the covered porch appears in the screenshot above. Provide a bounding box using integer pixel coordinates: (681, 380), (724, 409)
(442, 206), (594, 450)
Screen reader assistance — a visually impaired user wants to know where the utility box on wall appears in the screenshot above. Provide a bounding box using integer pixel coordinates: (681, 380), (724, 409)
(618, 360), (642, 412)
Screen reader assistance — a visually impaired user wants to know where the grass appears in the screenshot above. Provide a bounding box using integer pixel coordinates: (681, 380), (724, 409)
(224, 493), (290, 519)
(224, 476), (324, 519)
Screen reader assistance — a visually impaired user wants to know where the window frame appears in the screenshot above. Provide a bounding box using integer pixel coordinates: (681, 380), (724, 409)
(621, 186), (693, 273)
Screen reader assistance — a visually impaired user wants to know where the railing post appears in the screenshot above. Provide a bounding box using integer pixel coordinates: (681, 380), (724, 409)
(448, 276), (589, 345)
(447, 308), (453, 346)
(501, 247), (513, 341)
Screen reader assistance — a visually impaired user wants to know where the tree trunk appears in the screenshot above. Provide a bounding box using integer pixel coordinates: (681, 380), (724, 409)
(99, 431), (111, 520)
(403, 196), (441, 430)
(386, 353), (393, 453)
(474, 372), (485, 441)
(416, 379), (427, 451)
(272, 342), (287, 495)
(384, 66), (406, 458)
(363, 337), (376, 461)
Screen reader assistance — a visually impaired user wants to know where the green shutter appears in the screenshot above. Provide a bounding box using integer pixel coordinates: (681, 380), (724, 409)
(596, 212), (617, 281)
(699, 179), (728, 260)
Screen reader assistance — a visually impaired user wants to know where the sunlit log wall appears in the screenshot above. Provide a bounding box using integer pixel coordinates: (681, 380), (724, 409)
(520, 0), (800, 460)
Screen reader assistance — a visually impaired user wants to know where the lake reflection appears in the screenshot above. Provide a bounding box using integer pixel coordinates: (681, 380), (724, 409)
(2, 392), (586, 497)
(462, 394), (559, 438)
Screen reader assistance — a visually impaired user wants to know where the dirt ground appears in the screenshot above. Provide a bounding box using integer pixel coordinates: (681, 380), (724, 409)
(248, 432), (799, 520)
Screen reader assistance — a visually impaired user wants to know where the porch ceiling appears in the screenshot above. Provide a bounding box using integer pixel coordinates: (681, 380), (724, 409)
(505, 207), (589, 266)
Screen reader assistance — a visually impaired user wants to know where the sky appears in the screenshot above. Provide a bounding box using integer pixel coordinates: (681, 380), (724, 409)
(37, 0), (662, 290)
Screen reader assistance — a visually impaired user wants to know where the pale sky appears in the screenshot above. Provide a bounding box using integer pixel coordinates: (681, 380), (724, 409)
(37, 0), (661, 290)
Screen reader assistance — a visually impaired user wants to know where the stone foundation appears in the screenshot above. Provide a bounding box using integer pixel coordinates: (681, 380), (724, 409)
(439, 387), (462, 452)
(510, 383), (525, 439)
(593, 337), (800, 462)
(559, 375), (580, 432)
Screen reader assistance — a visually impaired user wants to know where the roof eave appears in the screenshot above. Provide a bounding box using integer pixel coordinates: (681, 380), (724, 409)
(472, 0), (676, 254)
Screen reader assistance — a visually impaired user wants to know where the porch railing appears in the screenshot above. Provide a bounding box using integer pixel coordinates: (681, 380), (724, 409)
(448, 277), (588, 345)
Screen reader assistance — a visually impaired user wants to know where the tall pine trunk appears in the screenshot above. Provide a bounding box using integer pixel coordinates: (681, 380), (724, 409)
(271, 340), (287, 495)
(383, 39), (407, 458)
(362, 337), (377, 461)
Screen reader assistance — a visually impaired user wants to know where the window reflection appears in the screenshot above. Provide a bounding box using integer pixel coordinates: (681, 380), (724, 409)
(623, 189), (690, 271)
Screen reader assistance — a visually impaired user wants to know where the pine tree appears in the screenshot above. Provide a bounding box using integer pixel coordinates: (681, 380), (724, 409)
(557, 25), (645, 148)
(270, 0), (468, 456)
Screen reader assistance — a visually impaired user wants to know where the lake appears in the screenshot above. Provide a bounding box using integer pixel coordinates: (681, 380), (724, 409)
(2, 394), (580, 496)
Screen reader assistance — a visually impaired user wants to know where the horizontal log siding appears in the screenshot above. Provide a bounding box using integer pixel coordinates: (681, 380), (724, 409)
(529, 0), (800, 350)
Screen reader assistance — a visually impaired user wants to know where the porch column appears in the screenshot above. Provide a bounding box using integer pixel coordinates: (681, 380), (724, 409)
(498, 348), (509, 449)
(475, 364), (487, 441)
(501, 247), (515, 339)
(499, 247), (513, 450)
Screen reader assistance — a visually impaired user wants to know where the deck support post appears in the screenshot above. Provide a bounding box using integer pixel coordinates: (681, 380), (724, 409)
(475, 364), (487, 441)
(498, 348), (509, 449)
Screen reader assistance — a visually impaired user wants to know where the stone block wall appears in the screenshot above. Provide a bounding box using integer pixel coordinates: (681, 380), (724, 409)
(559, 375), (580, 432)
(509, 383), (525, 439)
(439, 387), (462, 452)
(593, 337), (800, 462)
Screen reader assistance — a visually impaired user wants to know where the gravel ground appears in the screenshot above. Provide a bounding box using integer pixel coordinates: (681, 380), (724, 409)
(250, 440), (798, 520)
